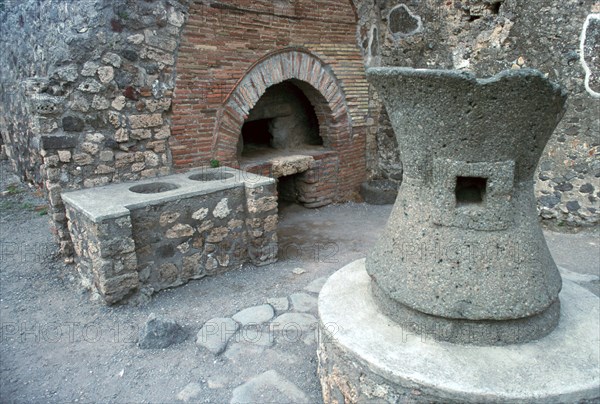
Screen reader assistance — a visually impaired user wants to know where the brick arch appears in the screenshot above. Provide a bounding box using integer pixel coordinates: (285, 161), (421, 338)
(212, 49), (353, 165)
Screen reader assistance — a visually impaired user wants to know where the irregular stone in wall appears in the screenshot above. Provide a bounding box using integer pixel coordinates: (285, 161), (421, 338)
(144, 29), (178, 52)
(144, 151), (160, 167)
(83, 177), (110, 188)
(92, 95), (110, 110)
(129, 113), (163, 129)
(197, 220), (214, 233)
(127, 34), (144, 44)
(213, 198), (231, 219)
(62, 116), (85, 132)
(97, 66), (114, 84)
(95, 165), (115, 174)
(580, 183), (594, 193)
(81, 142), (100, 155)
(53, 64), (79, 82)
(78, 79), (103, 93)
(81, 61), (100, 77)
(131, 162), (145, 172)
(73, 153), (93, 166)
(114, 128), (129, 143)
(168, 9), (185, 27)
(43, 155), (60, 168)
(131, 129), (152, 140)
(227, 218), (244, 229)
(264, 215), (278, 232)
(246, 196), (278, 214)
(145, 99), (172, 113)
(102, 52), (122, 68)
(99, 272), (139, 304)
(177, 242), (190, 254)
(192, 207), (208, 221)
(158, 263), (178, 284)
(159, 212), (180, 226)
(111, 96), (126, 111)
(140, 47), (175, 66)
(69, 92), (91, 112)
(166, 223), (195, 239)
(207, 227), (229, 243)
(99, 150), (114, 162)
(205, 256), (218, 271)
(85, 133), (105, 143)
(58, 150), (72, 162)
(182, 253), (203, 279)
(154, 125), (171, 140)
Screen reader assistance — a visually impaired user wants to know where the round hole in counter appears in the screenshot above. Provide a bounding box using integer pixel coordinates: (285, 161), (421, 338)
(129, 182), (180, 194)
(188, 172), (235, 181)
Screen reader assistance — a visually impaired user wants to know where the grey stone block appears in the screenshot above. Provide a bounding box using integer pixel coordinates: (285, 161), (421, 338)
(196, 317), (239, 355)
(138, 313), (187, 349)
(40, 134), (78, 150)
(232, 304), (275, 326)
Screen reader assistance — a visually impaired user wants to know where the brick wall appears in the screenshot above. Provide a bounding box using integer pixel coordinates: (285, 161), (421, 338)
(172, 0), (372, 202)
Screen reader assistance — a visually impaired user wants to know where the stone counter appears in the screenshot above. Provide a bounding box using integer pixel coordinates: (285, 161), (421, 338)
(63, 167), (278, 304)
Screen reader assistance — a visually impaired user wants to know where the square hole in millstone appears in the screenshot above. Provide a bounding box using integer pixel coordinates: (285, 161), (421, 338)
(455, 176), (487, 205)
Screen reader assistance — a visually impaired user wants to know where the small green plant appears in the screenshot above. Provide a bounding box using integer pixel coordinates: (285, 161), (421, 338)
(210, 159), (220, 168)
(6, 183), (22, 195)
(117, 10), (129, 20)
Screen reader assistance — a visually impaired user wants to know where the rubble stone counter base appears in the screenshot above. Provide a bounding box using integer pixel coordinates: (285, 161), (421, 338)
(62, 167), (278, 304)
(317, 259), (600, 404)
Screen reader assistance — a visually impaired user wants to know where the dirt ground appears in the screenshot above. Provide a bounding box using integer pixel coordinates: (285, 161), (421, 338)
(0, 159), (598, 403)
(0, 159), (392, 403)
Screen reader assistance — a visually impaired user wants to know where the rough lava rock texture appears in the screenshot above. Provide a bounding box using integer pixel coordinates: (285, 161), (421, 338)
(365, 67), (566, 344)
(138, 313), (187, 350)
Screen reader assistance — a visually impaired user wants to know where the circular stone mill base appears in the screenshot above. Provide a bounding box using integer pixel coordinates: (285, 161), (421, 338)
(317, 259), (600, 403)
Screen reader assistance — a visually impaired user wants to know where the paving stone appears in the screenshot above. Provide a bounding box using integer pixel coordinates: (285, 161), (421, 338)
(270, 313), (318, 333)
(138, 313), (187, 349)
(233, 329), (275, 348)
(289, 292), (318, 312)
(207, 375), (231, 389)
(196, 317), (239, 355)
(223, 341), (267, 363)
(176, 382), (202, 402)
(266, 297), (289, 312)
(304, 277), (328, 294)
(230, 370), (309, 404)
(232, 304), (275, 326)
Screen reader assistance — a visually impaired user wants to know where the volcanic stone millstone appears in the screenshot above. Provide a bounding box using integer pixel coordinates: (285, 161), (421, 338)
(365, 67), (567, 345)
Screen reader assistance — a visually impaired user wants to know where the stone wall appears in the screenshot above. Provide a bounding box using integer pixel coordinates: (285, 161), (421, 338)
(0, 0), (191, 255)
(354, 0), (599, 226)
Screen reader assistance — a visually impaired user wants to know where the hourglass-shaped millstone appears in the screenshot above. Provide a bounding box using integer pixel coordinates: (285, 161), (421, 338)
(365, 68), (567, 345)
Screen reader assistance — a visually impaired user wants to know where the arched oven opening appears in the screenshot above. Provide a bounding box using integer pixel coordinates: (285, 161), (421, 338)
(240, 80), (323, 159)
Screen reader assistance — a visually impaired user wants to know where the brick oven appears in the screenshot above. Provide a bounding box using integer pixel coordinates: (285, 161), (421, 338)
(171, 0), (372, 207)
